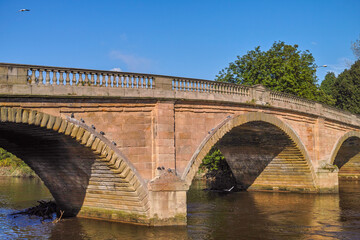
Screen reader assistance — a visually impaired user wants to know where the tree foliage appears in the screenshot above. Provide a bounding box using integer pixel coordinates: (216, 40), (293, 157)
(216, 41), (334, 105)
(322, 60), (360, 114)
(200, 147), (236, 190)
(321, 72), (337, 96)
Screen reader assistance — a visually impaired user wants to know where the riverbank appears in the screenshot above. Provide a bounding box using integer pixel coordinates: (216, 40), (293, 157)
(0, 166), (38, 178)
(0, 148), (37, 178)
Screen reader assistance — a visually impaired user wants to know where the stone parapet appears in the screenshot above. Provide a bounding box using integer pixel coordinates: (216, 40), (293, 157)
(0, 62), (359, 128)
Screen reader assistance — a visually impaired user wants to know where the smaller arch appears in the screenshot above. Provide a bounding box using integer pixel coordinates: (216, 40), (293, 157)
(182, 112), (316, 191)
(329, 131), (360, 180)
(329, 131), (360, 165)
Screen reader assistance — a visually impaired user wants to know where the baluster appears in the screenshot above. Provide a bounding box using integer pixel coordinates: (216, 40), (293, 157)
(137, 76), (140, 88)
(122, 75), (126, 88)
(30, 69), (36, 84)
(84, 72), (89, 86)
(59, 70), (64, 85)
(128, 75), (133, 88)
(116, 75), (120, 87)
(38, 69), (44, 85)
(140, 76), (144, 88)
(44, 69), (50, 85)
(53, 70), (58, 85)
(134, 76), (138, 88)
(77, 72), (83, 86)
(65, 71), (70, 85)
(90, 73), (94, 86)
(72, 71), (77, 85)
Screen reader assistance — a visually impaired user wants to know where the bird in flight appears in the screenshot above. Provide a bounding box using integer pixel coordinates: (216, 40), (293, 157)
(18, 9), (30, 12)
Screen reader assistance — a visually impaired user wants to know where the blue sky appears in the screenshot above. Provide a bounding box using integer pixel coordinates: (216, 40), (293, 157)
(1, 0), (359, 82)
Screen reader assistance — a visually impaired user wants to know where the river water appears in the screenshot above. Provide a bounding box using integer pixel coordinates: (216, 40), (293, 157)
(1, 177), (360, 239)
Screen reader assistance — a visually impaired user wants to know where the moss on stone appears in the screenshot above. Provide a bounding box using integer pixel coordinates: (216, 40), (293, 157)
(78, 206), (149, 225)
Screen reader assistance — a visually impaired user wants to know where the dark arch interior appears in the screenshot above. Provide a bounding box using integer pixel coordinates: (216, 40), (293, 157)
(333, 137), (360, 180)
(0, 122), (97, 217)
(216, 121), (315, 192)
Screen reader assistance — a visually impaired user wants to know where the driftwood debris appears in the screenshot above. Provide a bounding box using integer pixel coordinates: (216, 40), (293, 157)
(11, 200), (58, 221)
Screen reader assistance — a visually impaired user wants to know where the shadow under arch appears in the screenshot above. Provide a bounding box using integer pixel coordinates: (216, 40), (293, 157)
(182, 112), (316, 192)
(329, 131), (360, 179)
(0, 107), (149, 223)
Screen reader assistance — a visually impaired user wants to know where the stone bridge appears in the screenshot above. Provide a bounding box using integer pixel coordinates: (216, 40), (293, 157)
(0, 63), (359, 226)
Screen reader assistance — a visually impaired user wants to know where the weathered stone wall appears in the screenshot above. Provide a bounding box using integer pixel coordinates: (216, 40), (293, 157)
(0, 107), (150, 224)
(1, 63), (360, 225)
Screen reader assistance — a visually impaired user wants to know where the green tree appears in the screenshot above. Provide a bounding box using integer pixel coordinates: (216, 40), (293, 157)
(321, 72), (337, 96)
(216, 41), (334, 104)
(331, 60), (360, 114)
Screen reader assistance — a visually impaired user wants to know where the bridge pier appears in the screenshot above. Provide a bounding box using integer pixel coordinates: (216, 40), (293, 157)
(316, 164), (339, 193)
(148, 171), (188, 226)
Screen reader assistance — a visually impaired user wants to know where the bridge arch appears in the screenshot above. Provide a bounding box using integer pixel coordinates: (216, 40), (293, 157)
(0, 107), (149, 224)
(329, 131), (360, 179)
(182, 112), (316, 192)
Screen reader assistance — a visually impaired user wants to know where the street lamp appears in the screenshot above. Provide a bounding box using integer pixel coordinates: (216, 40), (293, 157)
(317, 65), (327, 68)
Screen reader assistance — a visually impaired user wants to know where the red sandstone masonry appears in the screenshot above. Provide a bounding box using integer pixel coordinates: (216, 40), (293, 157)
(1, 63), (360, 226)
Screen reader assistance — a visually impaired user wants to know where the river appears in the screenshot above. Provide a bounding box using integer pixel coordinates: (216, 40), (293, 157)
(1, 177), (360, 239)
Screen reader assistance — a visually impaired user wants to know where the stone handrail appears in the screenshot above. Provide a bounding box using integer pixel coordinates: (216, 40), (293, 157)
(0, 62), (359, 127)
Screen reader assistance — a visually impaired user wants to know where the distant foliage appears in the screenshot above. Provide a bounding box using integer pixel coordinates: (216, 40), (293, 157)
(321, 72), (337, 96)
(201, 148), (226, 171)
(216, 41), (334, 105)
(320, 60), (360, 114)
(200, 147), (236, 190)
(0, 148), (36, 177)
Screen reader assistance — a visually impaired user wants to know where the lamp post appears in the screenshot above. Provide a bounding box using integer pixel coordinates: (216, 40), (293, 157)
(317, 65), (327, 68)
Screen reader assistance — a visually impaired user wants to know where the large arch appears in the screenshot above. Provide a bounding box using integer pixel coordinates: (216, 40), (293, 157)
(182, 112), (316, 192)
(0, 107), (149, 224)
(329, 131), (360, 180)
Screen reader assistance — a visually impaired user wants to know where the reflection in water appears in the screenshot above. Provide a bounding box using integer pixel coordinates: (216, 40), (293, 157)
(1, 177), (360, 239)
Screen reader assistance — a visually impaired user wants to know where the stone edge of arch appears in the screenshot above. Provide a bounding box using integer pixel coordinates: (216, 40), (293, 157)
(0, 106), (149, 213)
(181, 112), (317, 188)
(329, 131), (360, 166)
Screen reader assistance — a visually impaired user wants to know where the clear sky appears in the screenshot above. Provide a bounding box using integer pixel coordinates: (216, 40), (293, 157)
(1, 0), (359, 82)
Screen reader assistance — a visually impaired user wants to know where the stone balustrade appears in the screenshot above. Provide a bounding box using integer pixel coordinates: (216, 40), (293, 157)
(1, 62), (360, 128)
(27, 66), (155, 88)
(173, 78), (250, 96)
